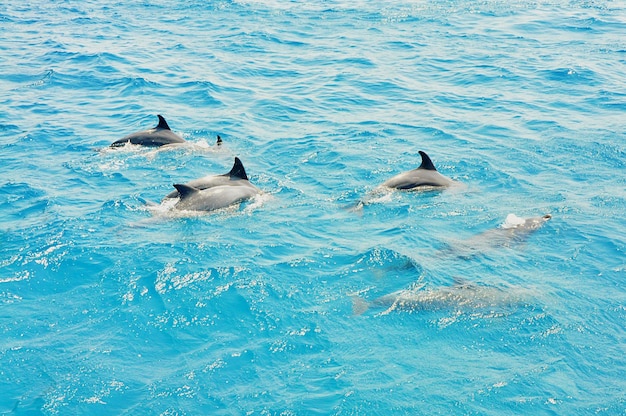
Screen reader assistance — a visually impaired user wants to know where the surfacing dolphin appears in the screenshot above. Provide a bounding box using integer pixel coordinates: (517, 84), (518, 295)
(169, 157), (261, 212)
(353, 279), (534, 316)
(441, 213), (552, 258)
(380, 151), (457, 190)
(164, 157), (250, 200)
(348, 151), (459, 210)
(110, 115), (186, 147)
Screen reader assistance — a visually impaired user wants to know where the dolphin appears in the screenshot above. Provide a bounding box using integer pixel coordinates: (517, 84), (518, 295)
(441, 213), (552, 258)
(347, 151), (459, 210)
(110, 115), (186, 147)
(173, 184), (260, 212)
(353, 279), (533, 316)
(164, 157), (250, 200)
(380, 151), (457, 190)
(169, 158), (261, 212)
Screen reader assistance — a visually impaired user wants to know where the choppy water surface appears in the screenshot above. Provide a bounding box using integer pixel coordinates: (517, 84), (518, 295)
(1, 1), (625, 414)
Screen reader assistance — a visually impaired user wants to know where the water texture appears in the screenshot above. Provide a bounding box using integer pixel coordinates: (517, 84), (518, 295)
(1, 1), (625, 414)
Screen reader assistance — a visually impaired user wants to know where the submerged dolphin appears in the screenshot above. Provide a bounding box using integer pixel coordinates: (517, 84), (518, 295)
(110, 115), (186, 147)
(442, 213), (552, 258)
(353, 279), (533, 316)
(169, 158), (260, 212)
(380, 151), (457, 190)
(164, 157), (250, 199)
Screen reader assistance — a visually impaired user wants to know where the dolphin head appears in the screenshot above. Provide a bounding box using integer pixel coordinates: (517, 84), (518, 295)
(503, 213), (551, 230)
(522, 214), (552, 230)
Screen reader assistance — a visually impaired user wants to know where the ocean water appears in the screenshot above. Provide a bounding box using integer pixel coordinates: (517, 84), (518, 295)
(1, 0), (625, 414)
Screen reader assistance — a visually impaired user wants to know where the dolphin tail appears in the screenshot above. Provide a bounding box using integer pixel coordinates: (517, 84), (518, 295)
(227, 157), (248, 180)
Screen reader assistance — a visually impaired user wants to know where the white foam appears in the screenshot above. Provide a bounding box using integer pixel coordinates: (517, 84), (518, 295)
(502, 213), (525, 229)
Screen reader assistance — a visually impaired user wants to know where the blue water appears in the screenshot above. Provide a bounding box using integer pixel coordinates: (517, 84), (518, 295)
(1, 1), (625, 414)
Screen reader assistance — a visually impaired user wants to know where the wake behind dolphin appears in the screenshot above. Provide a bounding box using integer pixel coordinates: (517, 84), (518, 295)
(110, 115), (186, 148)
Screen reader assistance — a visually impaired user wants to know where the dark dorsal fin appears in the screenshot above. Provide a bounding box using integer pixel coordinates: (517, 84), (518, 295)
(227, 157), (248, 180)
(173, 184), (199, 199)
(156, 115), (171, 130)
(216, 135), (223, 146)
(418, 151), (437, 171)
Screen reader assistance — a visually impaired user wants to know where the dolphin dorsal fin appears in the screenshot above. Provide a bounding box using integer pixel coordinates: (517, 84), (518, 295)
(418, 151), (437, 171)
(173, 184), (199, 199)
(156, 115), (171, 130)
(227, 157), (248, 180)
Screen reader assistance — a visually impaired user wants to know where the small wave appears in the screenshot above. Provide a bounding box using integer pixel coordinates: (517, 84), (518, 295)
(538, 67), (599, 84)
(5, 69), (55, 90)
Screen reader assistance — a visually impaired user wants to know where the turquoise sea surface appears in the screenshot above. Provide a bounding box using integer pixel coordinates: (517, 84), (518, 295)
(1, 1), (625, 414)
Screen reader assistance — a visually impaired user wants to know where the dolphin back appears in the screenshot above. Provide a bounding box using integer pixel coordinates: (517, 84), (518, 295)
(173, 183), (259, 212)
(380, 151), (455, 190)
(110, 115), (185, 147)
(163, 158), (252, 199)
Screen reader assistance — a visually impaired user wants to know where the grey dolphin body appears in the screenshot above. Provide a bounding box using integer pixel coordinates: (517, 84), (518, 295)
(349, 151), (459, 210)
(170, 158), (260, 212)
(164, 157), (250, 200)
(110, 115), (186, 147)
(354, 280), (532, 315)
(380, 151), (456, 190)
(443, 214), (552, 258)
